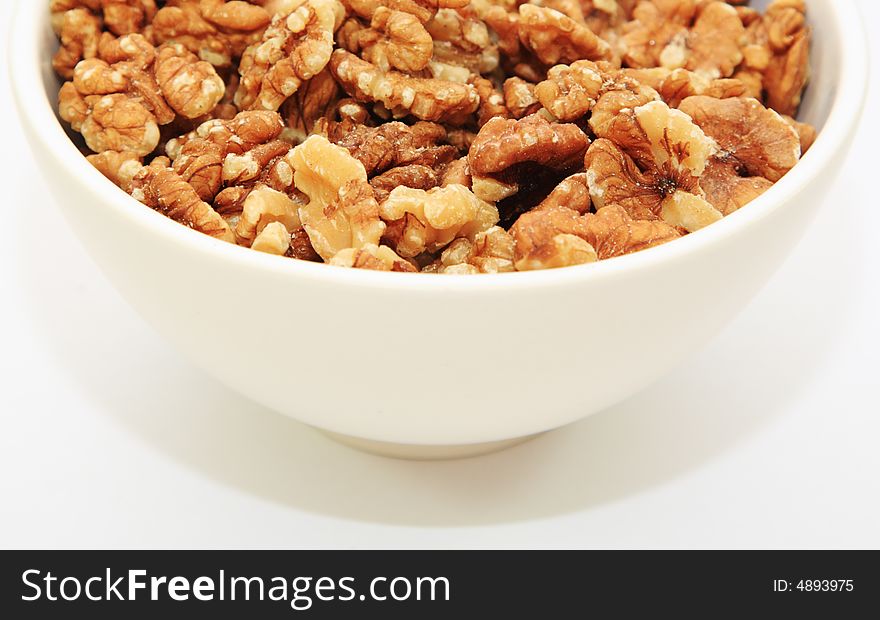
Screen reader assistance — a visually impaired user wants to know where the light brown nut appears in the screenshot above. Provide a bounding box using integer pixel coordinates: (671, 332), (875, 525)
(130, 161), (235, 242)
(678, 96), (800, 182)
(468, 114), (590, 177)
(784, 114), (817, 154)
(155, 43), (226, 118)
(330, 244), (418, 272)
(235, 0), (339, 111)
(234, 184), (302, 246)
(440, 156), (471, 187)
(378, 184), (499, 257)
(152, 0), (272, 68)
(517, 5), (612, 66)
(80, 93), (162, 156)
(97, 30), (156, 68)
(345, 0), (469, 24)
(167, 110), (285, 159)
(648, 68), (747, 108)
(53, 8), (103, 79)
(424, 226), (515, 274)
(251, 221), (292, 254)
(426, 8), (499, 76)
(621, 0), (698, 69)
(659, 1), (745, 79)
(329, 50), (480, 124)
(290, 135), (386, 259)
(586, 100), (722, 232)
(697, 159), (773, 216)
(588, 83), (659, 136)
(510, 206), (597, 271)
(87, 150), (144, 191)
(370, 165), (442, 203)
(583, 203), (681, 259)
(535, 172), (592, 214)
(328, 120), (457, 176)
(534, 60), (605, 121)
(502, 77), (541, 119)
(470, 76), (510, 127)
(358, 8), (434, 73)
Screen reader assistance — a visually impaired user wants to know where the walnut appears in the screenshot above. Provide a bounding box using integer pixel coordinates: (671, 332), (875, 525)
(586, 100), (722, 232)
(426, 8), (499, 76)
(234, 184), (302, 246)
(357, 8), (434, 73)
(583, 203), (681, 259)
(130, 161), (235, 241)
(53, 8), (102, 79)
(370, 165), (441, 203)
(329, 50), (480, 124)
(378, 184), (499, 257)
(344, 0), (469, 25)
(289, 135), (386, 259)
(534, 60), (605, 121)
(235, 0), (339, 111)
(330, 244), (418, 272)
(60, 86), (161, 156)
(502, 77), (540, 119)
(622, 0), (745, 79)
(440, 156), (471, 187)
(154, 43), (226, 118)
(517, 5), (612, 66)
(468, 114), (590, 177)
(152, 0), (272, 68)
(641, 67), (747, 108)
(168, 111), (291, 205)
(251, 221), (293, 254)
(470, 76), (510, 127)
(784, 115), (817, 154)
(327, 120), (457, 176)
(280, 68), (341, 143)
(87, 150), (143, 191)
(534, 172), (592, 214)
(423, 226), (515, 274)
(679, 96), (801, 214)
(510, 206), (598, 271)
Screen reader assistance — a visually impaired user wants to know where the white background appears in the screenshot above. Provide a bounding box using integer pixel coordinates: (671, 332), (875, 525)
(1, 1), (878, 550)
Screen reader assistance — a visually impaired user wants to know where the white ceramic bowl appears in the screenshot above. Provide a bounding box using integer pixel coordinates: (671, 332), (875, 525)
(10, 0), (867, 458)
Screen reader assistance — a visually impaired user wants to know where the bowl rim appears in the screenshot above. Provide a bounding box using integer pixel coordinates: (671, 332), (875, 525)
(9, 0), (869, 293)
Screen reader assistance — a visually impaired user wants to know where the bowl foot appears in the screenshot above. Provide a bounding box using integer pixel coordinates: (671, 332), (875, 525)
(320, 430), (544, 460)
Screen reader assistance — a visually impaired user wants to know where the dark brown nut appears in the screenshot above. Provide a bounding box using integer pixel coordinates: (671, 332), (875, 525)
(358, 8), (434, 73)
(328, 120), (457, 176)
(502, 77), (541, 119)
(152, 0), (272, 68)
(468, 114), (590, 177)
(130, 161), (235, 242)
(517, 5), (612, 66)
(280, 68), (341, 143)
(235, 0), (339, 111)
(370, 165), (441, 203)
(329, 50), (480, 124)
(378, 184), (499, 257)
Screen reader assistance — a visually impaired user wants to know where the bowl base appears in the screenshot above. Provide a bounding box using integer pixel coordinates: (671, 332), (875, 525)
(320, 430), (544, 460)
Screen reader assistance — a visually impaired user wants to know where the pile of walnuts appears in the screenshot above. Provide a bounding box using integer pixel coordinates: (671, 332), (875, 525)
(53, 0), (816, 274)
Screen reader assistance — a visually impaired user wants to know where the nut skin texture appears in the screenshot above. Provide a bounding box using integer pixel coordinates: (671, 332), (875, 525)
(235, 0), (339, 111)
(358, 8), (434, 73)
(87, 149), (144, 192)
(130, 161), (235, 242)
(468, 114), (590, 177)
(503, 77), (541, 119)
(155, 43), (227, 118)
(53, 8), (103, 79)
(517, 5), (612, 66)
(329, 50), (480, 124)
(370, 165), (442, 203)
(423, 226), (516, 274)
(330, 244), (418, 272)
